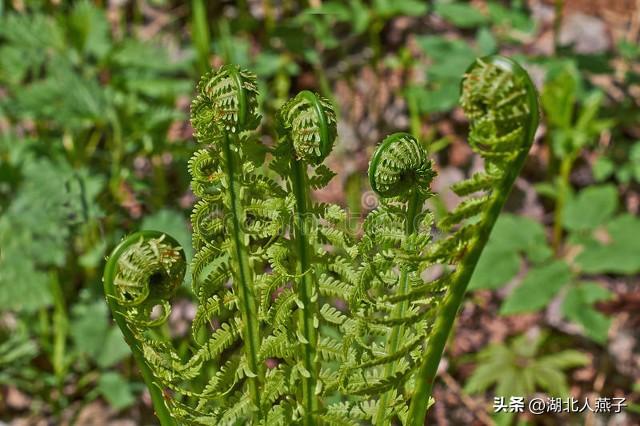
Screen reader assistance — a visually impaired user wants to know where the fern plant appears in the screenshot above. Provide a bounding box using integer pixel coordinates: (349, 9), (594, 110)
(103, 56), (539, 425)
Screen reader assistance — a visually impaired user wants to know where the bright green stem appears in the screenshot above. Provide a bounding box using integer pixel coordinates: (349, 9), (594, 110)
(50, 270), (68, 384)
(191, 0), (211, 74)
(290, 158), (319, 425)
(376, 190), (422, 424)
(552, 154), (574, 254)
(221, 132), (263, 411)
(407, 56), (539, 425)
(407, 154), (527, 424)
(103, 231), (178, 426)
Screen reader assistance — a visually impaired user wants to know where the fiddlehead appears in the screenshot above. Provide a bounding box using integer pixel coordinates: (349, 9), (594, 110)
(103, 231), (186, 426)
(102, 56), (538, 426)
(407, 55), (539, 424)
(341, 133), (437, 424)
(189, 64), (266, 418)
(368, 133), (435, 199)
(270, 90), (342, 424)
(190, 64), (261, 137)
(278, 90), (337, 164)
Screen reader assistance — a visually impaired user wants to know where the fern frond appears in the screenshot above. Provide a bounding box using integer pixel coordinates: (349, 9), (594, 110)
(277, 91), (337, 164)
(438, 195), (490, 231)
(368, 133), (435, 199)
(450, 171), (498, 196)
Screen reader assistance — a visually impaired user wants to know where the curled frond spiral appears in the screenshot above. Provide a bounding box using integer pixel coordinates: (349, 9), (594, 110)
(102, 57), (539, 426)
(278, 90), (337, 164)
(407, 56), (539, 424)
(368, 133), (435, 199)
(107, 231), (185, 311)
(190, 64), (261, 139)
(103, 231), (187, 425)
(459, 56), (538, 161)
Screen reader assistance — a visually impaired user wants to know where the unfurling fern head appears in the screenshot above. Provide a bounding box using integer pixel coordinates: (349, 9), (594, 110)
(277, 90), (337, 164)
(104, 231), (186, 316)
(190, 64), (261, 138)
(368, 132), (435, 199)
(460, 56), (539, 152)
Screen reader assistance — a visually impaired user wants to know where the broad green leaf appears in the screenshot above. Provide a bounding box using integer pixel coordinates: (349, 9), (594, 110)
(412, 83), (459, 114)
(96, 328), (132, 368)
(97, 372), (135, 410)
(486, 2), (536, 34)
(592, 157), (614, 181)
(434, 1), (487, 28)
(561, 282), (612, 344)
(0, 157), (93, 312)
(541, 65), (578, 130)
(374, 0), (428, 17)
(111, 39), (190, 72)
(575, 214), (640, 274)
(476, 27), (497, 56)
(563, 185), (618, 232)
(531, 365), (570, 396)
(470, 214), (552, 290)
(70, 299), (109, 359)
(501, 261), (571, 315)
(469, 245), (520, 290)
(414, 35), (476, 113)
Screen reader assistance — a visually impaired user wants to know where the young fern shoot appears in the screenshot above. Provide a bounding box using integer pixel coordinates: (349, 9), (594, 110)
(272, 90), (338, 423)
(102, 55), (539, 425)
(407, 56), (539, 423)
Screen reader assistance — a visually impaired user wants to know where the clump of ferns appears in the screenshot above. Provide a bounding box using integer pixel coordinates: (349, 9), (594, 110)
(103, 56), (539, 425)
(313, 57), (539, 425)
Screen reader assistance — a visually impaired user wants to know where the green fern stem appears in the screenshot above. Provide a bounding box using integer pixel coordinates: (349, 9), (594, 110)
(221, 132), (263, 411)
(375, 189), (422, 424)
(278, 89), (337, 423)
(103, 231), (181, 426)
(290, 157), (320, 424)
(407, 56), (539, 424)
(366, 132), (434, 423)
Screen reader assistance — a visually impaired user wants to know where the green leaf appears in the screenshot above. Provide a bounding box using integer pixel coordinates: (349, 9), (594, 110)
(563, 185), (618, 232)
(469, 244), (520, 290)
(541, 65), (579, 130)
(434, 1), (487, 28)
(97, 372), (136, 410)
(631, 142), (640, 182)
(412, 36), (476, 114)
(67, 1), (111, 59)
(70, 299), (109, 359)
(501, 261), (571, 315)
(575, 214), (640, 274)
(373, 0), (428, 17)
(476, 27), (497, 56)
(466, 332), (587, 404)
(486, 2), (536, 34)
(470, 214), (552, 290)
(538, 350), (590, 370)
(111, 39), (190, 72)
(562, 282), (612, 344)
(592, 157), (614, 181)
(0, 157), (96, 312)
(96, 328), (132, 368)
